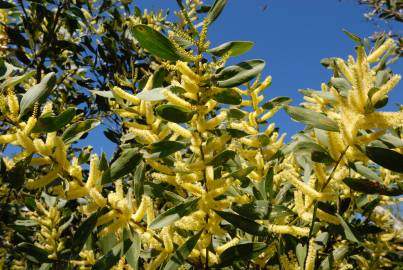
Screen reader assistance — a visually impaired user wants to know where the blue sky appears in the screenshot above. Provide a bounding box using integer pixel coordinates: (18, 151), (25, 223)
(83, 0), (403, 157)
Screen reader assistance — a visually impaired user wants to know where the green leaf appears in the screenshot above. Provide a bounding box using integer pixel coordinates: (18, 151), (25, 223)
(133, 161), (145, 205)
(0, 1), (15, 8)
(343, 177), (402, 196)
(4, 155), (31, 189)
(311, 151), (334, 164)
(123, 229), (141, 270)
(19, 72), (56, 117)
(269, 205), (294, 220)
(92, 239), (133, 270)
(207, 150), (236, 166)
(215, 211), (268, 236)
(318, 246), (349, 270)
(206, 0), (227, 25)
(228, 166), (256, 183)
(330, 77), (351, 94)
(342, 29), (362, 44)
(132, 25), (191, 61)
(102, 148), (142, 184)
(366, 146), (403, 173)
(262, 96), (292, 110)
(149, 198), (199, 229)
(156, 104), (194, 123)
(136, 87), (167, 101)
(149, 141), (187, 158)
(214, 59), (265, 88)
(227, 108), (246, 119)
(16, 243), (51, 263)
(163, 231), (202, 270)
(62, 119), (100, 144)
(232, 200), (270, 220)
(336, 214), (360, 243)
(350, 162), (381, 181)
(90, 90), (114, 99)
(208, 41), (254, 57)
(0, 70), (35, 89)
(217, 242), (267, 267)
(31, 108), (76, 133)
(70, 211), (98, 258)
(284, 106), (339, 132)
(212, 88), (242, 105)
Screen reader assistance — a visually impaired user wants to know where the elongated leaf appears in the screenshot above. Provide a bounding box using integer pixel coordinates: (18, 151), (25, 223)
(92, 239), (133, 270)
(227, 108), (246, 119)
(149, 141), (187, 158)
(206, 0), (227, 25)
(0, 70), (35, 89)
(342, 29), (362, 44)
(163, 231), (202, 270)
(70, 211), (98, 258)
(217, 242), (267, 267)
(90, 90), (114, 98)
(19, 72), (56, 117)
(212, 88), (242, 105)
(232, 200), (271, 220)
(102, 148), (142, 184)
(136, 87), (167, 101)
(32, 108), (76, 133)
(156, 104), (194, 123)
(336, 214), (360, 243)
(350, 163), (381, 181)
(0, 1), (16, 8)
(216, 210), (268, 236)
(214, 59), (265, 88)
(284, 106), (339, 132)
(124, 229), (141, 270)
(366, 146), (403, 173)
(208, 41), (254, 57)
(133, 161), (145, 205)
(62, 119), (100, 144)
(262, 96), (292, 110)
(132, 25), (190, 61)
(16, 243), (51, 263)
(207, 150), (236, 166)
(318, 246), (349, 270)
(343, 178), (402, 196)
(149, 198), (199, 229)
(330, 77), (351, 94)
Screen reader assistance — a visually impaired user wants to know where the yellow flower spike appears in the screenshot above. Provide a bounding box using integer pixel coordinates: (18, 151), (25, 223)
(96, 210), (118, 226)
(86, 155), (101, 188)
(145, 251), (169, 270)
(215, 237), (239, 255)
(23, 116), (37, 135)
(176, 61), (199, 82)
(132, 195), (149, 222)
(26, 167), (60, 190)
(0, 133), (17, 145)
(161, 226), (174, 252)
(7, 90), (19, 116)
(145, 196), (155, 225)
(181, 75), (199, 94)
(371, 74), (401, 105)
(111, 86), (140, 105)
(167, 122), (192, 138)
(89, 188), (106, 207)
(335, 58), (354, 83)
(205, 111), (226, 130)
(355, 130), (385, 145)
(182, 182), (204, 196)
(254, 75), (272, 94)
(130, 128), (158, 144)
(147, 159), (174, 175)
(267, 224), (310, 237)
(367, 38), (395, 63)
(165, 91), (192, 109)
(53, 137), (70, 170)
(16, 131), (36, 153)
(359, 111), (403, 130)
(145, 102), (154, 125)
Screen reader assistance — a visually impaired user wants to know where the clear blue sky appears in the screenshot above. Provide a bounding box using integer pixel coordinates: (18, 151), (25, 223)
(82, 0), (403, 157)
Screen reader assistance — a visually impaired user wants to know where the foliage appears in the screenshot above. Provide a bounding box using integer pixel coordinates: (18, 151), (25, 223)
(0, 0), (402, 269)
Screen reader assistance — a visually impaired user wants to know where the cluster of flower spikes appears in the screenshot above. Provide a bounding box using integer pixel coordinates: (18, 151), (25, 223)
(270, 38), (403, 269)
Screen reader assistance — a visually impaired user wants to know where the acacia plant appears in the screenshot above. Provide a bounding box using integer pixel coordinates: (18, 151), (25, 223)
(0, 0), (402, 269)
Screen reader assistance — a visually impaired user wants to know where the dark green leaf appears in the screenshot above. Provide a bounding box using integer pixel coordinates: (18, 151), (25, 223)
(206, 0), (227, 25)
(227, 108), (246, 119)
(0, 1), (15, 8)
(19, 72), (56, 117)
(5, 26), (29, 47)
(343, 177), (402, 196)
(16, 243), (51, 263)
(262, 96), (292, 110)
(336, 214), (360, 243)
(124, 229), (141, 270)
(207, 150), (236, 166)
(133, 161), (145, 205)
(102, 148), (142, 184)
(215, 211), (268, 236)
(232, 200), (270, 220)
(318, 246), (349, 270)
(212, 88), (242, 105)
(156, 104), (194, 123)
(62, 119), (100, 144)
(32, 108), (76, 133)
(217, 242), (267, 267)
(284, 106), (339, 132)
(149, 141), (186, 158)
(366, 146), (403, 173)
(149, 198), (199, 229)
(92, 239), (133, 270)
(4, 155), (31, 189)
(132, 25), (191, 61)
(342, 29), (362, 44)
(208, 41), (254, 57)
(70, 211), (98, 258)
(214, 59), (265, 88)
(163, 231), (202, 270)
